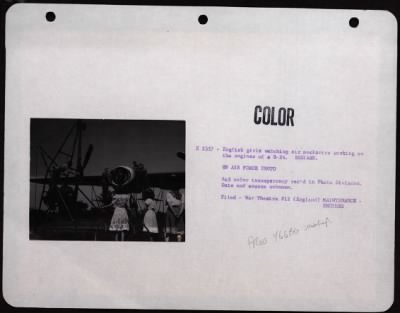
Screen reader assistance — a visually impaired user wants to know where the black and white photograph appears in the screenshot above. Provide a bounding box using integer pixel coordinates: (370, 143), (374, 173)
(30, 118), (186, 242)
(3, 2), (397, 310)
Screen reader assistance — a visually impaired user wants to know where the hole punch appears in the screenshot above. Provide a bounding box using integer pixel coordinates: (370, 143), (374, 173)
(349, 17), (359, 28)
(46, 11), (56, 22)
(198, 15), (208, 25)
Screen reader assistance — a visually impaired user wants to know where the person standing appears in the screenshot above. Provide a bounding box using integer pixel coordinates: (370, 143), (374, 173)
(165, 188), (185, 241)
(105, 190), (130, 241)
(142, 198), (159, 241)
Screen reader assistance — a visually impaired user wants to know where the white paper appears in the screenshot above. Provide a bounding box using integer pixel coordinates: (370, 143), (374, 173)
(3, 4), (397, 311)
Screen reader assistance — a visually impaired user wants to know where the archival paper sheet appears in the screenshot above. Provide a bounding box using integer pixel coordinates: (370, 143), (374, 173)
(3, 4), (397, 311)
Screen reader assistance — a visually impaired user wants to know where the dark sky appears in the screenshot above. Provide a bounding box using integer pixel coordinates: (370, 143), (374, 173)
(30, 118), (185, 208)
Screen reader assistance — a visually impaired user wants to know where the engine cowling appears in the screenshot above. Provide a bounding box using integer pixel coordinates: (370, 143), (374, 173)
(109, 166), (135, 187)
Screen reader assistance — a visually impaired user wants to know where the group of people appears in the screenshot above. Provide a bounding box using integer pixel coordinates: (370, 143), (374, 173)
(103, 187), (185, 242)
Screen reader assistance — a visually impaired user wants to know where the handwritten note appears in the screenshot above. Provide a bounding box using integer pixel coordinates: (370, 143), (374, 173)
(248, 217), (332, 248)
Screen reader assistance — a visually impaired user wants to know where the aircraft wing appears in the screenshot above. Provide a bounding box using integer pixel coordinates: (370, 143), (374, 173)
(30, 175), (104, 186)
(30, 172), (185, 189)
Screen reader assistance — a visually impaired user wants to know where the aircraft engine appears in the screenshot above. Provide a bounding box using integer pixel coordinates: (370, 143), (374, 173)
(109, 166), (135, 187)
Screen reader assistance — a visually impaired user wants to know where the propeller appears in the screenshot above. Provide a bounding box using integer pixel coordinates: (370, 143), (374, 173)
(82, 144), (94, 171)
(177, 152), (185, 160)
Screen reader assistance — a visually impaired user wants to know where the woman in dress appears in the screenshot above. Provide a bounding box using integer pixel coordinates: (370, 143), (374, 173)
(142, 198), (159, 241)
(104, 165), (135, 241)
(104, 190), (130, 241)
